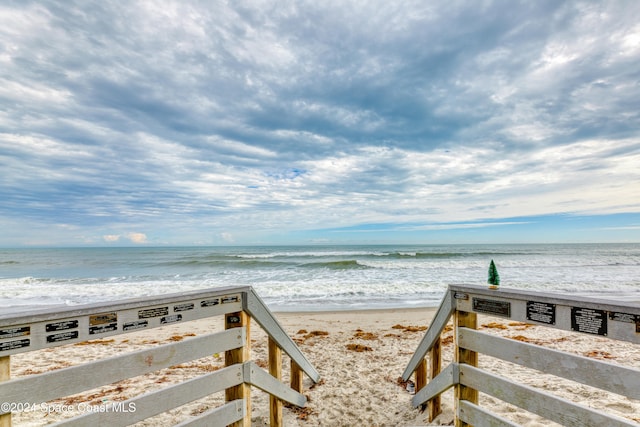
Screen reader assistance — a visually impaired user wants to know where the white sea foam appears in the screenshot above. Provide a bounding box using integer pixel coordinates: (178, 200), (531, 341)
(1, 244), (638, 312)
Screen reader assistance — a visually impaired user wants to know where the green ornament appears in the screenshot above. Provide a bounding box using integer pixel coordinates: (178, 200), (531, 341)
(488, 259), (500, 288)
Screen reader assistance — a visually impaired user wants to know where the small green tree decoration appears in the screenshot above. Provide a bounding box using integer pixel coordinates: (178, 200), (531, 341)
(488, 259), (500, 289)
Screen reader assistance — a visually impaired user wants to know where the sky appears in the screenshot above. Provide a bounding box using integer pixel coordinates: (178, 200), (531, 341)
(1, 1), (639, 247)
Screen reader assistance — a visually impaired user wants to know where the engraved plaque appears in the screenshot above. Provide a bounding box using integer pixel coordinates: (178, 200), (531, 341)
(227, 314), (241, 324)
(472, 297), (511, 317)
(123, 320), (149, 331)
(46, 320), (79, 332)
(527, 301), (556, 325)
(222, 295), (240, 304)
(47, 331), (79, 343)
(160, 314), (182, 324)
(174, 303), (194, 312)
(138, 307), (169, 319)
(609, 312), (636, 323)
(0, 326), (30, 339)
(0, 339), (30, 352)
(571, 307), (607, 336)
(90, 312), (117, 326)
(89, 323), (117, 335)
(201, 298), (220, 307)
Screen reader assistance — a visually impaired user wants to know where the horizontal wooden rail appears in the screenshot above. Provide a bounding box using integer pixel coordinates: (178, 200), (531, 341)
(50, 365), (244, 426)
(49, 360), (308, 427)
(1, 286), (320, 426)
(448, 284), (640, 316)
(460, 364), (638, 427)
(449, 284), (640, 344)
(457, 400), (518, 427)
(458, 327), (640, 399)
(412, 362), (457, 408)
(174, 399), (245, 427)
(0, 286), (246, 355)
(0, 328), (244, 409)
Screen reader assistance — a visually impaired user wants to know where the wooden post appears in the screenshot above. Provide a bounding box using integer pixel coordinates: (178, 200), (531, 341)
(0, 356), (10, 427)
(290, 359), (303, 393)
(427, 336), (442, 420)
(454, 310), (478, 427)
(415, 358), (427, 411)
(225, 312), (251, 427)
(268, 337), (282, 427)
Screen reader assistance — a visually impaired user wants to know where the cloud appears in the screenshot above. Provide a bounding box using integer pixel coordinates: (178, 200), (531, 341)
(102, 233), (147, 244)
(1, 1), (639, 246)
(126, 233), (148, 244)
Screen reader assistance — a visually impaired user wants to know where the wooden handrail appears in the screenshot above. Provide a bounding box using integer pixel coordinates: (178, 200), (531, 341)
(460, 364), (637, 427)
(244, 287), (321, 383)
(0, 285), (250, 326)
(458, 327), (640, 398)
(402, 290), (454, 381)
(50, 366), (245, 426)
(0, 286), (320, 427)
(404, 285), (640, 426)
(0, 328), (245, 404)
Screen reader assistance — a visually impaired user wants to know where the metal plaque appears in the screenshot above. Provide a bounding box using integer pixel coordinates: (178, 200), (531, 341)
(90, 312), (117, 326)
(609, 312), (637, 323)
(222, 295), (240, 304)
(123, 320), (149, 331)
(47, 331), (79, 343)
(0, 326), (30, 339)
(227, 314), (241, 324)
(46, 320), (79, 332)
(454, 292), (469, 300)
(173, 303), (194, 312)
(89, 323), (118, 335)
(571, 307), (607, 336)
(527, 301), (556, 325)
(160, 314), (182, 324)
(201, 298), (220, 307)
(138, 307), (169, 319)
(472, 297), (511, 317)
(0, 339), (30, 352)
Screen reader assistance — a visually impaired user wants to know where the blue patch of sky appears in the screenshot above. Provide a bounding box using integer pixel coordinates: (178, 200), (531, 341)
(294, 214), (640, 245)
(265, 168), (307, 180)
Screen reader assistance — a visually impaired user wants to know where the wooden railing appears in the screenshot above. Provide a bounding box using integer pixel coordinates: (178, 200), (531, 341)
(403, 284), (640, 427)
(0, 286), (320, 427)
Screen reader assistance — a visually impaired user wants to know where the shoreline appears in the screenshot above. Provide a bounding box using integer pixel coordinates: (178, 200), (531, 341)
(8, 307), (640, 426)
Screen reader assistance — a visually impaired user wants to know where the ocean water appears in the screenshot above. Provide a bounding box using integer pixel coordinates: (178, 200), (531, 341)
(1, 244), (639, 314)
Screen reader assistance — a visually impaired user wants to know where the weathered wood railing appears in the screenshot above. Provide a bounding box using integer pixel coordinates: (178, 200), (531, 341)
(0, 286), (320, 427)
(403, 284), (640, 427)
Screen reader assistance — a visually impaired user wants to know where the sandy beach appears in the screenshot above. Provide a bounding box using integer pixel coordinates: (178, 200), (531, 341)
(8, 307), (640, 426)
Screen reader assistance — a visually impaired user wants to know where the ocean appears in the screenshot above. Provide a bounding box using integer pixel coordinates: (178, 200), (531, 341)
(1, 244), (639, 314)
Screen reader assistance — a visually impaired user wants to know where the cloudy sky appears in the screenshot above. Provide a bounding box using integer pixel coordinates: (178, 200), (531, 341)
(1, 1), (639, 247)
